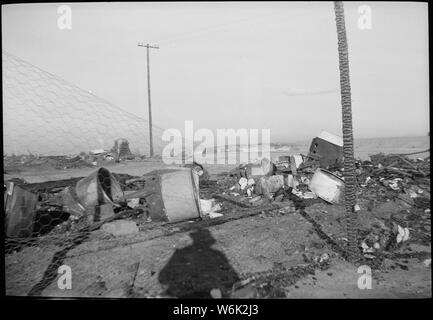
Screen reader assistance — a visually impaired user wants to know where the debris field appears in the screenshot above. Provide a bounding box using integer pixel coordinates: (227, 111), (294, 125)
(4, 134), (431, 298)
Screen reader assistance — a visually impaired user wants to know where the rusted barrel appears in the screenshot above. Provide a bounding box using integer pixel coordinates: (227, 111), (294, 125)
(75, 167), (123, 209)
(4, 182), (38, 238)
(145, 168), (201, 223)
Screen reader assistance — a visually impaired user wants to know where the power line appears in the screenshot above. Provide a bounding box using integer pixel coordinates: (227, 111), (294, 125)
(157, 11), (288, 47)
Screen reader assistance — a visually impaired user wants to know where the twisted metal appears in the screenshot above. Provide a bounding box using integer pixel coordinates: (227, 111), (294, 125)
(334, 1), (359, 262)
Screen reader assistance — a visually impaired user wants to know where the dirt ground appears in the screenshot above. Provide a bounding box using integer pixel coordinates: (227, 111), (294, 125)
(4, 160), (432, 298)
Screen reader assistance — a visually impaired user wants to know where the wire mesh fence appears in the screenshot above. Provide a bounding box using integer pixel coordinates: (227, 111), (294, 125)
(2, 50), (180, 259)
(3, 50), (166, 157)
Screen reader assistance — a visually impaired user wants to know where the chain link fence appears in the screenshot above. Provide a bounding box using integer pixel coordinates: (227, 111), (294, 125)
(3, 51), (174, 260)
(3, 51), (166, 157)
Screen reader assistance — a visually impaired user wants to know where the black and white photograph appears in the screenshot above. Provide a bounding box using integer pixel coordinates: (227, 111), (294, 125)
(2, 1), (430, 302)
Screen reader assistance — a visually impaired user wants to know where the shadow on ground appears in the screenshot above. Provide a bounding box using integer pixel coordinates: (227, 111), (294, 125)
(158, 228), (239, 298)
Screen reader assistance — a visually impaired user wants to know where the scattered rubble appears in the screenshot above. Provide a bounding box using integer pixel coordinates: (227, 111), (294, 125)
(3, 132), (430, 297)
(3, 139), (145, 174)
(200, 199), (223, 216)
(3, 154), (95, 173)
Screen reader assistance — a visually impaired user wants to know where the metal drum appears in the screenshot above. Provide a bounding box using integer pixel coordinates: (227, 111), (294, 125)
(75, 167), (123, 209)
(309, 168), (344, 204)
(159, 168), (201, 222)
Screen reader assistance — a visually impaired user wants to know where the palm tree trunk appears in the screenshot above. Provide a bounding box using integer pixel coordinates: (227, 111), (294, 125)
(334, 1), (358, 262)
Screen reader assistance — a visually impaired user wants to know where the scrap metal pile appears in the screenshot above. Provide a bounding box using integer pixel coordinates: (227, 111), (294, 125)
(3, 131), (431, 298)
(4, 132), (431, 269)
(354, 151), (431, 261)
(3, 154), (95, 172)
(3, 138), (140, 174)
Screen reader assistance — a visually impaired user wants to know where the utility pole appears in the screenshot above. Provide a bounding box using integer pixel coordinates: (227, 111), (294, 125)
(138, 43), (159, 157)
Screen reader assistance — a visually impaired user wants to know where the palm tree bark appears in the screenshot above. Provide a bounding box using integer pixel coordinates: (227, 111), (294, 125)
(334, 1), (358, 262)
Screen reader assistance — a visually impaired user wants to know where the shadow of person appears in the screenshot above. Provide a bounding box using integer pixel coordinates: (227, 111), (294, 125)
(158, 228), (240, 298)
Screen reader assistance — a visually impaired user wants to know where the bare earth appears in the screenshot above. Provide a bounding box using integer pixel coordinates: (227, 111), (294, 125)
(5, 154), (431, 299)
(4, 137), (431, 298)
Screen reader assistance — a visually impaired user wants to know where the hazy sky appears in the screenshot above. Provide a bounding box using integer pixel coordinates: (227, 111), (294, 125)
(2, 2), (429, 142)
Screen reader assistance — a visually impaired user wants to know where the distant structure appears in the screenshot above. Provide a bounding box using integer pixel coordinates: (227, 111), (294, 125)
(112, 138), (133, 161)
